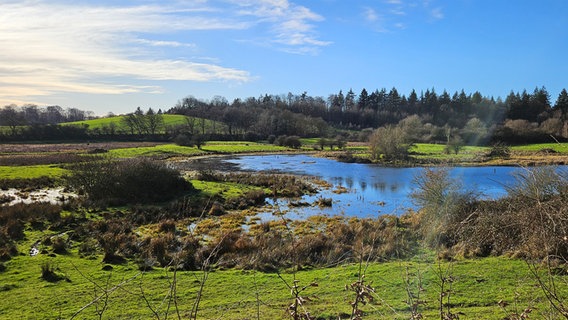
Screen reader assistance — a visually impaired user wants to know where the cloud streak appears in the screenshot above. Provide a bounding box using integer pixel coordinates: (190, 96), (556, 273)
(0, 0), (329, 106)
(233, 0), (331, 54)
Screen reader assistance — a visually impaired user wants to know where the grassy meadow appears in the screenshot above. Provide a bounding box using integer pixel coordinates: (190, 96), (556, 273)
(63, 114), (226, 134)
(0, 247), (560, 319)
(1, 140), (568, 319)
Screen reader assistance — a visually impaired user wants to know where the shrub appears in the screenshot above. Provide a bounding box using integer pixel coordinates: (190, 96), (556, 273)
(90, 219), (138, 264)
(411, 168), (477, 248)
(67, 158), (194, 205)
(273, 135), (302, 148)
(143, 233), (179, 267)
(158, 219), (177, 233)
(369, 125), (412, 160)
(78, 238), (99, 258)
(487, 141), (511, 159)
(51, 235), (67, 254)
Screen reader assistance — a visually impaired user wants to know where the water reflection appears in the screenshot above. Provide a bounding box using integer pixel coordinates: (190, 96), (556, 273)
(222, 154), (560, 219)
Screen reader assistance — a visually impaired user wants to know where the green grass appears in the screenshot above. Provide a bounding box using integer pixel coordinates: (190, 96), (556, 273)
(511, 142), (568, 153)
(191, 179), (266, 199)
(63, 114), (185, 130)
(0, 165), (66, 179)
(106, 144), (206, 158)
(201, 141), (290, 153)
(106, 142), (288, 158)
(409, 143), (489, 162)
(62, 114), (226, 134)
(0, 244), (562, 319)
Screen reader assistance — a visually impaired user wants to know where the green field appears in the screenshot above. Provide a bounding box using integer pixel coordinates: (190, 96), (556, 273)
(63, 114), (225, 134)
(201, 141), (290, 153)
(63, 114), (185, 129)
(0, 164), (66, 179)
(106, 144), (206, 158)
(511, 142), (568, 153)
(0, 248), (560, 319)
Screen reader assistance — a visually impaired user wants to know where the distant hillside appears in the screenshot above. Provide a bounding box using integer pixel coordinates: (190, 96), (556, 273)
(63, 114), (187, 130)
(62, 114), (226, 135)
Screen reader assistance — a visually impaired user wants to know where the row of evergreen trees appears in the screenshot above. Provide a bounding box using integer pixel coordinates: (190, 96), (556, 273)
(169, 87), (568, 142)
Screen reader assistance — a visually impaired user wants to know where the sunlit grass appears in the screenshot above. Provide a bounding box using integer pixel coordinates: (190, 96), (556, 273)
(511, 142), (568, 153)
(0, 165), (67, 179)
(62, 114), (226, 133)
(201, 141), (290, 153)
(190, 179), (265, 199)
(0, 247), (560, 319)
(107, 144), (205, 158)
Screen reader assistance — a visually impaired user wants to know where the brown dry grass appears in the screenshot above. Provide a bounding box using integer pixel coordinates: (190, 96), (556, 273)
(0, 142), (164, 154)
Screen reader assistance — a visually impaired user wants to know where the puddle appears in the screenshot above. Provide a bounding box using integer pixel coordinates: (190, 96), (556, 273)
(0, 188), (77, 206)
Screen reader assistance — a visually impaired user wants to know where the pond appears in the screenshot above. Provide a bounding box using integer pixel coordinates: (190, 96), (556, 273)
(221, 154), (555, 219)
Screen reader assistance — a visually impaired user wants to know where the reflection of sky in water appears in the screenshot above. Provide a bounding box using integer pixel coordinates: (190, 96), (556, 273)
(225, 154), (552, 219)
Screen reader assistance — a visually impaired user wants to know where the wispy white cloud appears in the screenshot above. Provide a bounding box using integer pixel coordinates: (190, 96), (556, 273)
(232, 0), (331, 54)
(134, 39), (197, 48)
(364, 7), (380, 22)
(430, 7), (444, 20)
(0, 0), (332, 106)
(0, 0), (254, 105)
(364, 0), (443, 33)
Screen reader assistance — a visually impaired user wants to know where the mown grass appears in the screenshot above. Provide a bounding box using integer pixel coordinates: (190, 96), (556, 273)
(0, 245), (560, 319)
(0, 165), (66, 179)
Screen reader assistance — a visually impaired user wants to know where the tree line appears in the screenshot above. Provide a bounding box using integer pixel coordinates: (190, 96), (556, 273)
(2, 86), (568, 144)
(169, 87), (568, 144)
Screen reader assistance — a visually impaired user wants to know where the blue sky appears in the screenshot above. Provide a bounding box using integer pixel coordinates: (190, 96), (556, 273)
(1, 0), (567, 115)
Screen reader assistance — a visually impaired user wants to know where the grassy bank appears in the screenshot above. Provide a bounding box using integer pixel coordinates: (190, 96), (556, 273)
(0, 249), (559, 319)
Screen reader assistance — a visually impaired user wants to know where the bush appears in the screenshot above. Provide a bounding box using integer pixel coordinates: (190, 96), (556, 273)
(487, 142), (511, 159)
(411, 168), (477, 248)
(273, 135), (301, 148)
(369, 125), (411, 160)
(51, 235), (67, 254)
(67, 158), (194, 205)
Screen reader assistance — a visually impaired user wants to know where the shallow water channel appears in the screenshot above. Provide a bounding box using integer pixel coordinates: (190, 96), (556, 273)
(217, 154), (553, 219)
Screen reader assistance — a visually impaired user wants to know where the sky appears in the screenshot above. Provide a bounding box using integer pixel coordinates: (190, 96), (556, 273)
(1, 0), (567, 116)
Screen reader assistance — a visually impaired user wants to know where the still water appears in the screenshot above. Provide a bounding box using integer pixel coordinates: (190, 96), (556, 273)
(223, 154), (533, 218)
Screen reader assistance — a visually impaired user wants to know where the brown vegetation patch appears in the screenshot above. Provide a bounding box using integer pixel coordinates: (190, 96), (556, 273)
(0, 142), (163, 154)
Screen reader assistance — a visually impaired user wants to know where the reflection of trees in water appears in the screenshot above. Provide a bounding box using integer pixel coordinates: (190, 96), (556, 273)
(369, 181), (400, 193)
(345, 177), (354, 189)
(374, 182), (386, 192)
(331, 177), (344, 186)
(359, 181), (367, 192)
